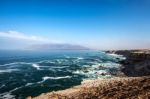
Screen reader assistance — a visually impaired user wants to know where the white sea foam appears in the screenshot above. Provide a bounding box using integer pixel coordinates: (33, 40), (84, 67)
(0, 69), (19, 73)
(0, 92), (15, 99)
(73, 70), (81, 74)
(108, 53), (126, 60)
(43, 76), (71, 80)
(0, 62), (32, 67)
(82, 65), (89, 67)
(100, 62), (121, 68)
(0, 86), (23, 99)
(95, 70), (108, 75)
(73, 69), (111, 80)
(9, 86), (23, 93)
(0, 84), (5, 89)
(73, 70), (91, 75)
(0, 62), (18, 67)
(90, 62), (121, 68)
(32, 64), (41, 70)
(108, 53), (121, 57)
(91, 64), (100, 68)
(32, 63), (68, 70)
(25, 83), (34, 86)
(77, 57), (84, 60)
(37, 76), (72, 84)
(73, 62), (114, 79)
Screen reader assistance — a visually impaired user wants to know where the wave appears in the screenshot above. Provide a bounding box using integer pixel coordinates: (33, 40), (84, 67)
(95, 70), (108, 75)
(32, 64), (41, 70)
(0, 84), (5, 89)
(0, 69), (19, 73)
(107, 53), (126, 60)
(98, 62), (121, 68)
(0, 92), (15, 99)
(73, 61), (121, 79)
(0, 86), (23, 99)
(9, 86), (23, 93)
(89, 62), (121, 69)
(37, 76), (72, 84)
(73, 69), (112, 79)
(0, 63), (17, 67)
(77, 57), (84, 60)
(0, 62), (32, 67)
(43, 76), (72, 80)
(32, 63), (69, 70)
(25, 83), (34, 86)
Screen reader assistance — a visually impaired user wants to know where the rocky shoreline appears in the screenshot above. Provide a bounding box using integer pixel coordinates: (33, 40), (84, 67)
(106, 49), (150, 76)
(27, 50), (150, 99)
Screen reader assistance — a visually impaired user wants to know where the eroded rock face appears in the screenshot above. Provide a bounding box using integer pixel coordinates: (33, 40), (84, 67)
(106, 50), (150, 76)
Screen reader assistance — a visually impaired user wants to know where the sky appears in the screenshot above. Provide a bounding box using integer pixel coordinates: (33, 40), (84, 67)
(0, 0), (150, 50)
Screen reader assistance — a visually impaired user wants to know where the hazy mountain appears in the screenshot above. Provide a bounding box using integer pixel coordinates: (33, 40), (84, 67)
(27, 44), (89, 50)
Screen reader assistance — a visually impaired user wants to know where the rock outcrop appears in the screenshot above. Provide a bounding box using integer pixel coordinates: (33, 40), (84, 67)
(106, 49), (150, 76)
(28, 77), (150, 99)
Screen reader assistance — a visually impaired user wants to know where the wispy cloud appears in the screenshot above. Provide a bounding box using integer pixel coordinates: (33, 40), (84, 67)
(0, 31), (62, 43)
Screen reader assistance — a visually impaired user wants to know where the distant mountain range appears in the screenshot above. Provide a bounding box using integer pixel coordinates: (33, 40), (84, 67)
(27, 44), (89, 50)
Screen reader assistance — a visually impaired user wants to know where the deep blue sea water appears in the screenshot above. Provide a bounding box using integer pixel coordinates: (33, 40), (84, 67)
(0, 50), (125, 99)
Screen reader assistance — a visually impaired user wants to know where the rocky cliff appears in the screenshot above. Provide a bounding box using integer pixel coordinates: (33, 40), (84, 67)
(106, 49), (150, 76)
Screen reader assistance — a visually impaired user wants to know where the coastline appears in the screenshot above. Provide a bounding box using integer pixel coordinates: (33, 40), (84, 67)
(105, 49), (150, 76)
(27, 50), (150, 99)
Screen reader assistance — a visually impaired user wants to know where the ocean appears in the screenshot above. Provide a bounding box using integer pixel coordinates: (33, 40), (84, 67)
(0, 50), (125, 99)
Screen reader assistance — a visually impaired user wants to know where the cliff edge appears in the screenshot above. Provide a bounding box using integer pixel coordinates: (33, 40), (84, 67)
(106, 49), (150, 76)
(28, 77), (150, 99)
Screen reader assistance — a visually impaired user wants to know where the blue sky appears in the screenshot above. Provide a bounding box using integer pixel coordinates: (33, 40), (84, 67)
(0, 0), (150, 50)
